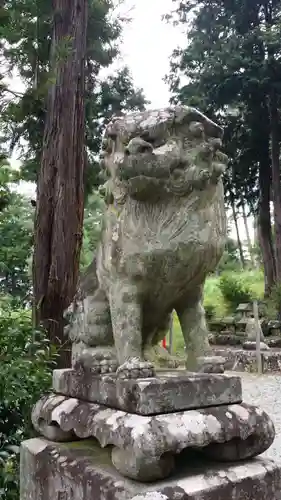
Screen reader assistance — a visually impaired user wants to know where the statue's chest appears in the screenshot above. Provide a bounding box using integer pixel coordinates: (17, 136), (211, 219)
(101, 199), (225, 281)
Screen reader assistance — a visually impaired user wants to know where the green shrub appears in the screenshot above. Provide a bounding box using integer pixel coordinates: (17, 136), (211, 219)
(0, 300), (56, 500)
(204, 302), (216, 321)
(263, 284), (281, 319)
(218, 273), (255, 311)
(203, 276), (227, 318)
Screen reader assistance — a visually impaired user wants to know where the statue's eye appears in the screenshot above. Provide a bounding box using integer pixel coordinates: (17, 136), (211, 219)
(140, 144), (152, 153)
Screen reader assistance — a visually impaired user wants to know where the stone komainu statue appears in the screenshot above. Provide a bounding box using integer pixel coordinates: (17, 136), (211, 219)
(66, 106), (228, 379)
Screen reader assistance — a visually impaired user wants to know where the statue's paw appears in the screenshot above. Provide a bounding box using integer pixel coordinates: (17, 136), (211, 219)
(91, 356), (118, 375)
(72, 344), (118, 374)
(116, 358), (155, 380)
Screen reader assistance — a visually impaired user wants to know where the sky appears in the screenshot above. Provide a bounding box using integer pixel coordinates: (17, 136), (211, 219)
(9, 0), (254, 243)
(118, 0), (186, 108)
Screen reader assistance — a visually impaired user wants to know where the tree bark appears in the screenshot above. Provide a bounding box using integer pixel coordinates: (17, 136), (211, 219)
(231, 199), (245, 268)
(33, 0), (88, 368)
(269, 88), (281, 283)
(257, 158), (276, 296)
(263, 0), (281, 285)
(242, 202), (255, 267)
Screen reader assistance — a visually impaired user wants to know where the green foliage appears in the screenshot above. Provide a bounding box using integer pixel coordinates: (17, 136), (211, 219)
(203, 275), (227, 318)
(0, 0), (147, 193)
(173, 270), (265, 354)
(263, 283), (281, 319)
(0, 155), (19, 213)
(80, 192), (104, 268)
(205, 271), (264, 318)
(217, 237), (241, 272)
(0, 299), (56, 499)
(166, 0), (281, 209)
(204, 302), (216, 322)
(0, 193), (33, 303)
(218, 273), (255, 311)
(165, 0), (281, 294)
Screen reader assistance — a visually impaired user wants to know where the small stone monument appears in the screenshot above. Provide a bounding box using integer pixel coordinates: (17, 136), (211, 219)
(243, 312), (270, 351)
(236, 302), (253, 320)
(21, 107), (280, 500)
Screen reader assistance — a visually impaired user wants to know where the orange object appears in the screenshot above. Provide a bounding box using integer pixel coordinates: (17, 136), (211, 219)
(162, 337), (167, 349)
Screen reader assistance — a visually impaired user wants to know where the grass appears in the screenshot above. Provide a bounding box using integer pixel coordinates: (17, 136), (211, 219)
(170, 268), (265, 356)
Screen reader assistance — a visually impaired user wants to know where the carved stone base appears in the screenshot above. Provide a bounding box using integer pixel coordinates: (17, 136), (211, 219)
(31, 394), (275, 481)
(20, 438), (281, 499)
(52, 368), (242, 415)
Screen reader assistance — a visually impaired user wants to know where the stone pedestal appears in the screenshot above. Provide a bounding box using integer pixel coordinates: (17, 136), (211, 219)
(21, 438), (281, 500)
(30, 369), (275, 482)
(31, 392), (275, 481)
(21, 367), (280, 499)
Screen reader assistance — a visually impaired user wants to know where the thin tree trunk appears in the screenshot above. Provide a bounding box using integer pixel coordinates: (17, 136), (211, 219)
(269, 88), (281, 283)
(263, 1), (281, 285)
(242, 202), (255, 267)
(231, 199), (245, 268)
(33, 2), (39, 91)
(258, 159), (276, 296)
(33, 0), (88, 368)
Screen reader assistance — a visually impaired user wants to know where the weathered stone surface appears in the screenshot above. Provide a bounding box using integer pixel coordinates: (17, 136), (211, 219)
(196, 355), (225, 373)
(209, 333), (246, 346)
(20, 438), (281, 500)
(52, 368), (242, 415)
(31, 393), (275, 481)
(235, 351), (281, 373)
(212, 347), (281, 373)
(246, 317), (265, 341)
(236, 303), (252, 316)
(65, 105), (228, 378)
(236, 319), (248, 332)
(267, 320), (281, 334)
(243, 341), (270, 351)
(267, 337), (281, 348)
(209, 320), (225, 333)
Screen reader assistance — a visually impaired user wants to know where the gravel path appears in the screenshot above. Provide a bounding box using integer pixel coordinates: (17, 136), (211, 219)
(238, 372), (281, 461)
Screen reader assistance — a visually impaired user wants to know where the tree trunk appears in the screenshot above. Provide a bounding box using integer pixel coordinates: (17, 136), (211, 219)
(269, 88), (281, 283)
(258, 159), (276, 296)
(263, 1), (281, 285)
(33, 0), (88, 368)
(231, 200), (245, 268)
(242, 202), (255, 267)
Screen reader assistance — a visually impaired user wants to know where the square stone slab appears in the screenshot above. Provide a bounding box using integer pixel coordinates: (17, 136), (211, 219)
(52, 368), (242, 415)
(20, 438), (281, 500)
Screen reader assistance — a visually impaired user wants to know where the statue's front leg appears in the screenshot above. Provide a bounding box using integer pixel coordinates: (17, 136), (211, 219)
(109, 280), (155, 379)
